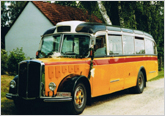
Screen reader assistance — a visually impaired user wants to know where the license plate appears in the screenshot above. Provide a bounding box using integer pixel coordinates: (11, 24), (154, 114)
(56, 92), (71, 97)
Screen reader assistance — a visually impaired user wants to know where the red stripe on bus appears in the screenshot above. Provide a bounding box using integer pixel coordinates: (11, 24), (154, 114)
(94, 57), (158, 65)
(45, 56), (157, 66)
(45, 60), (91, 65)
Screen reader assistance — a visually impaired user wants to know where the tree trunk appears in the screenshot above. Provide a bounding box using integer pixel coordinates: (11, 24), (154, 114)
(97, 1), (112, 25)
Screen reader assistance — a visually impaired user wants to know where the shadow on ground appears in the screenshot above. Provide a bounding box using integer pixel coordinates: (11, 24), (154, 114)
(1, 89), (133, 115)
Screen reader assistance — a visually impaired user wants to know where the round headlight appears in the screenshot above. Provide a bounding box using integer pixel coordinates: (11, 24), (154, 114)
(10, 80), (16, 88)
(49, 82), (56, 91)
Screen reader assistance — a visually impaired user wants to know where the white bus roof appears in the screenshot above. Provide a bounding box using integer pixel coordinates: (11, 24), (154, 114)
(43, 21), (154, 40)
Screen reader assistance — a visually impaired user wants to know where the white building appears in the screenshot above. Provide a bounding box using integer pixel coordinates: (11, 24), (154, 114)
(5, 1), (102, 58)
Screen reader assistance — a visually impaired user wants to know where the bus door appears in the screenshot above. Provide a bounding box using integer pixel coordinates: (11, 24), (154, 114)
(92, 34), (110, 97)
(108, 34), (124, 93)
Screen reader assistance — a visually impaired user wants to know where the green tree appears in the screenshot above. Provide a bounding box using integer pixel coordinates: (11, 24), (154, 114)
(1, 49), (8, 74)
(120, 1), (137, 28)
(103, 1), (120, 25)
(1, 1), (27, 27)
(55, 1), (77, 7)
(1, 1), (10, 27)
(7, 48), (26, 75)
(7, 1), (27, 26)
(1, 1), (27, 49)
(150, 1), (164, 69)
(79, 1), (99, 22)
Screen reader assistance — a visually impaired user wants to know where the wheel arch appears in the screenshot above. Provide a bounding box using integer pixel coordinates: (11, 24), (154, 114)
(57, 74), (91, 104)
(76, 76), (91, 105)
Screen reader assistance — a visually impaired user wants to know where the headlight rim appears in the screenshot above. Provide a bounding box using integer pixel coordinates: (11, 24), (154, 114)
(10, 80), (16, 89)
(49, 82), (56, 91)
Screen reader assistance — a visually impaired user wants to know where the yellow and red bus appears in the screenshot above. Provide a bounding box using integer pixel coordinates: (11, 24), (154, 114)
(6, 21), (158, 114)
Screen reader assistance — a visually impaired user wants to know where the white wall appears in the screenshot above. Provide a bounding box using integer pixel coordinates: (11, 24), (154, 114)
(5, 2), (54, 58)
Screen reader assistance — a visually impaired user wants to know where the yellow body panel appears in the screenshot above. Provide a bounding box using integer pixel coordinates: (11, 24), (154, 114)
(38, 55), (158, 98)
(38, 58), (91, 96)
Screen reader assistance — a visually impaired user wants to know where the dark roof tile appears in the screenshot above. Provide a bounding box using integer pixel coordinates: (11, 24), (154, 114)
(32, 1), (102, 25)
(6, 1), (102, 36)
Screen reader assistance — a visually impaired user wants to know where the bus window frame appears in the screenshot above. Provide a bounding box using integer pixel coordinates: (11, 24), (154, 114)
(135, 36), (145, 55)
(60, 33), (92, 58)
(107, 34), (123, 56)
(107, 31), (157, 57)
(122, 35), (135, 55)
(144, 37), (157, 55)
(94, 31), (108, 57)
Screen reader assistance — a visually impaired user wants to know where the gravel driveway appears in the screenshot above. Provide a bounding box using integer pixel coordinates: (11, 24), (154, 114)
(81, 78), (164, 115)
(2, 78), (164, 115)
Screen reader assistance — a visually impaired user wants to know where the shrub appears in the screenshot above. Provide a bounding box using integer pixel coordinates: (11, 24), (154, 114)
(7, 48), (25, 75)
(1, 49), (8, 74)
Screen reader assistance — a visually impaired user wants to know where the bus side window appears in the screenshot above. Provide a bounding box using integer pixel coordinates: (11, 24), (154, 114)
(135, 37), (145, 54)
(145, 38), (154, 54)
(94, 36), (106, 56)
(108, 35), (122, 55)
(153, 42), (157, 54)
(123, 35), (135, 55)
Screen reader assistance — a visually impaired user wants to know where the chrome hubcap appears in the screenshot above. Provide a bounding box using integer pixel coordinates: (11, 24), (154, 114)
(138, 74), (143, 89)
(74, 86), (84, 108)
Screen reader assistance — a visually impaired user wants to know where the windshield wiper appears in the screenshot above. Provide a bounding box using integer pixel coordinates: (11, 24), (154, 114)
(61, 50), (90, 58)
(63, 51), (77, 55)
(39, 51), (54, 58)
(61, 51), (80, 58)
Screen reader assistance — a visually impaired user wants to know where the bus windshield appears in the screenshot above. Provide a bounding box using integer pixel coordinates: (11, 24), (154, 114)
(39, 35), (61, 58)
(39, 34), (90, 58)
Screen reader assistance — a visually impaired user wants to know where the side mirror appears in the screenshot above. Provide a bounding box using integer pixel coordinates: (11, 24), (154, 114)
(89, 47), (94, 60)
(36, 50), (41, 58)
(90, 36), (96, 46)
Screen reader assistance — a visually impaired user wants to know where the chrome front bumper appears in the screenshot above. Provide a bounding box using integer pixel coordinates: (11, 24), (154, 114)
(6, 93), (72, 102)
(6, 93), (18, 99)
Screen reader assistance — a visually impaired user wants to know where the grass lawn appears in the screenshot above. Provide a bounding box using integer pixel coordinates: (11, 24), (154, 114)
(1, 75), (14, 97)
(1, 70), (164, 115)
(1, 75), (17, 115)
(149, 69), (164, 81)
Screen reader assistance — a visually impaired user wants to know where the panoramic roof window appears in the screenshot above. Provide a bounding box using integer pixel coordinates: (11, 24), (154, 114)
(43, 27), (56, 35)
(57, 26), (71, 32)
(76, 23), (106, 33)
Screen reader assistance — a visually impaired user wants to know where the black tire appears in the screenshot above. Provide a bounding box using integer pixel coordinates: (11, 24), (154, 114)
(132, 71), (145, 94)
(67, 82), (87, 115)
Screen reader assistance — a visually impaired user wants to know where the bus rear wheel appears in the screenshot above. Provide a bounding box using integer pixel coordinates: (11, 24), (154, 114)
(133, 71), (145, 94)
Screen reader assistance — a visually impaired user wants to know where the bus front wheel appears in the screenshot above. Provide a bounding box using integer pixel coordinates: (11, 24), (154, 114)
(67, 82), (87, 115)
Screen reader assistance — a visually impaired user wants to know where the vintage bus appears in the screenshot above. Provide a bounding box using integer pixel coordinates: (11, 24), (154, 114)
(6, 21), (158, 114)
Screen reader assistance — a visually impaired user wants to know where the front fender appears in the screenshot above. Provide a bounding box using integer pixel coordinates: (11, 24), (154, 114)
(57, 74), (90, 95)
